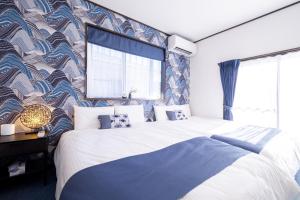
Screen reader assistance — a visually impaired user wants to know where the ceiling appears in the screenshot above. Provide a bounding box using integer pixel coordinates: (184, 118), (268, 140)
(90, 0), (297, 42)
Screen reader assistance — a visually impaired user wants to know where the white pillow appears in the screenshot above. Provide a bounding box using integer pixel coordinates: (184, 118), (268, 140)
(154, 104), (191, 121)
(153, 105), (169, 121)
(114, 105), (145, 124)
(74, 106), (114, 130)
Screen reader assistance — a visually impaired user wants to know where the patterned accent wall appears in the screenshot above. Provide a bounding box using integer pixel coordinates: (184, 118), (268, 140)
(0, 0), (190, 144)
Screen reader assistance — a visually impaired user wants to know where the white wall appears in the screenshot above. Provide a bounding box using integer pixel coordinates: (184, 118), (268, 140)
(190, 4), (300, 118)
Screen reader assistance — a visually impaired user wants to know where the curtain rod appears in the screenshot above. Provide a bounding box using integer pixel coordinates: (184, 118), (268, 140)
(240, 46), (300, 62)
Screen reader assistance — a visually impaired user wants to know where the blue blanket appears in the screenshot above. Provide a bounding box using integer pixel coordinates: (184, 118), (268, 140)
(211, 125), (280, 154)
(295, 169), (300, 186)
(211, 135), (261, 153)
(60, 137), (249, 200)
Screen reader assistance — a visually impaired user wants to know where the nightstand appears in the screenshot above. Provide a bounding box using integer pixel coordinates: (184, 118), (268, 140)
(0, 132), (48, 185)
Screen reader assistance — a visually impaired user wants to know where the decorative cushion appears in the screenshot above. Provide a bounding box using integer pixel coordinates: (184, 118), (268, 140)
(74, 106), (114, 130)
(166, 110), (188, 121)
(154, 104), (191, 121)
(98, 114), (131, 129)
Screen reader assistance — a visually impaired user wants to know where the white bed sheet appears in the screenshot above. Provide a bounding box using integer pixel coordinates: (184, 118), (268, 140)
(55, 117), (300, 200)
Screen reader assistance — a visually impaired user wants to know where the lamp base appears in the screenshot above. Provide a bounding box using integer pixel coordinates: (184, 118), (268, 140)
(37, 130), (45, 138)
(24, 129), (46, 138)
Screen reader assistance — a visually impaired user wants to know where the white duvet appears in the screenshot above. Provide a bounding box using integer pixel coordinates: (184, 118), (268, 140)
(55, 117), (300, 200)
(154, 117), (300, 178)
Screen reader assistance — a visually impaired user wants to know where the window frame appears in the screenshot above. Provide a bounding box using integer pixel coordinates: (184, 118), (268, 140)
(85, 25), (165, 100)
(233, 53), (300, 129)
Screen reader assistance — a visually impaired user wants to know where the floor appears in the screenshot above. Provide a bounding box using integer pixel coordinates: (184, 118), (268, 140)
(0, 167), (56, 200)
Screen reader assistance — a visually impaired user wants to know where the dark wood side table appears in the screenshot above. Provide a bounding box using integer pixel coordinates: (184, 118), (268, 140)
(0, 132), (48, 185)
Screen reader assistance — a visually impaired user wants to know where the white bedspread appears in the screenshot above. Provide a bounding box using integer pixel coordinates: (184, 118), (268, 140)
(154, 117), (300, 178)
(206, 120), (300, 178)
(54, 117), (300, 200)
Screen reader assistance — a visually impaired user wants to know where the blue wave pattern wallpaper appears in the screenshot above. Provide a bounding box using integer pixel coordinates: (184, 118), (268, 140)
(0, 0), (190, 144)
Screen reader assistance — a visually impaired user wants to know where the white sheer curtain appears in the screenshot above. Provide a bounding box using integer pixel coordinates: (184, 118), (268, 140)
(233, 57), (279, 127)
(87, 42), (161, 99)
(233, 51), (300, 135)
(149, 60), (162, 99)
(126, 54), (161, 99)
(279, 51), (300, 134)
(87, 43), (124, 98)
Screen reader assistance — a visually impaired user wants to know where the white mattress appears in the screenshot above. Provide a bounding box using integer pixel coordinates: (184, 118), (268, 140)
(54, 117), (300, 199)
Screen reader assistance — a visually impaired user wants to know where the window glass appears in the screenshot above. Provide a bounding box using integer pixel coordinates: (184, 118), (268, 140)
(87, 43), (162, 99)
(233, 51), (300, 136)
(233, 57), (278, 127)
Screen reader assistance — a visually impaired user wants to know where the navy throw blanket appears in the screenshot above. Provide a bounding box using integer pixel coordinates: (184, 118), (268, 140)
(211, 126), (280, 154)
(60, 137), (249, 200)
(295, 169), (300, 186)
(211, 135), (261, 153)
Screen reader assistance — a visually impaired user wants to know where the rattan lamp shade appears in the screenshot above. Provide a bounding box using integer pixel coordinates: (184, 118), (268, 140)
(20, 104), (51, 129)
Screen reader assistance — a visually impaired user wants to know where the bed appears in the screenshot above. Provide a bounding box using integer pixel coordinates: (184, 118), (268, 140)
(54, 114), (300, 200)
(150, 117), (300, 179)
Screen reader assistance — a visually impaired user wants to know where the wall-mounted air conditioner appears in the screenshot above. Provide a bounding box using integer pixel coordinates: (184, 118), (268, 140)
(168, 35), (197, 57)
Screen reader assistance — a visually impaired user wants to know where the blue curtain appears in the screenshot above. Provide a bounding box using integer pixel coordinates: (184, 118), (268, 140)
(87, 25), (165, 61)
(218, 60), (240, 120)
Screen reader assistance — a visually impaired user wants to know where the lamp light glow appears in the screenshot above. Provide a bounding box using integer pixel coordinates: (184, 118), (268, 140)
(20, 104), (51, 130)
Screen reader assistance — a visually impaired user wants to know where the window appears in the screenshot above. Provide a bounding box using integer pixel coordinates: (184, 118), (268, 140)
(86, 25), (164, 100)
(278, 52), (300, 133)
(233, 57), (279, 127)
(233, 51), (300, 134)
(87, 43), (161, 99)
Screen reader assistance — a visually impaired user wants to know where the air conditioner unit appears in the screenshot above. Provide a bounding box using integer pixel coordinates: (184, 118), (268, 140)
(168, 35), (197, 57)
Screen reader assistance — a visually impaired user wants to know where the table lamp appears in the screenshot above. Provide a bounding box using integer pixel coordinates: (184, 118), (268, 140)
(20, 104), (51, 137)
